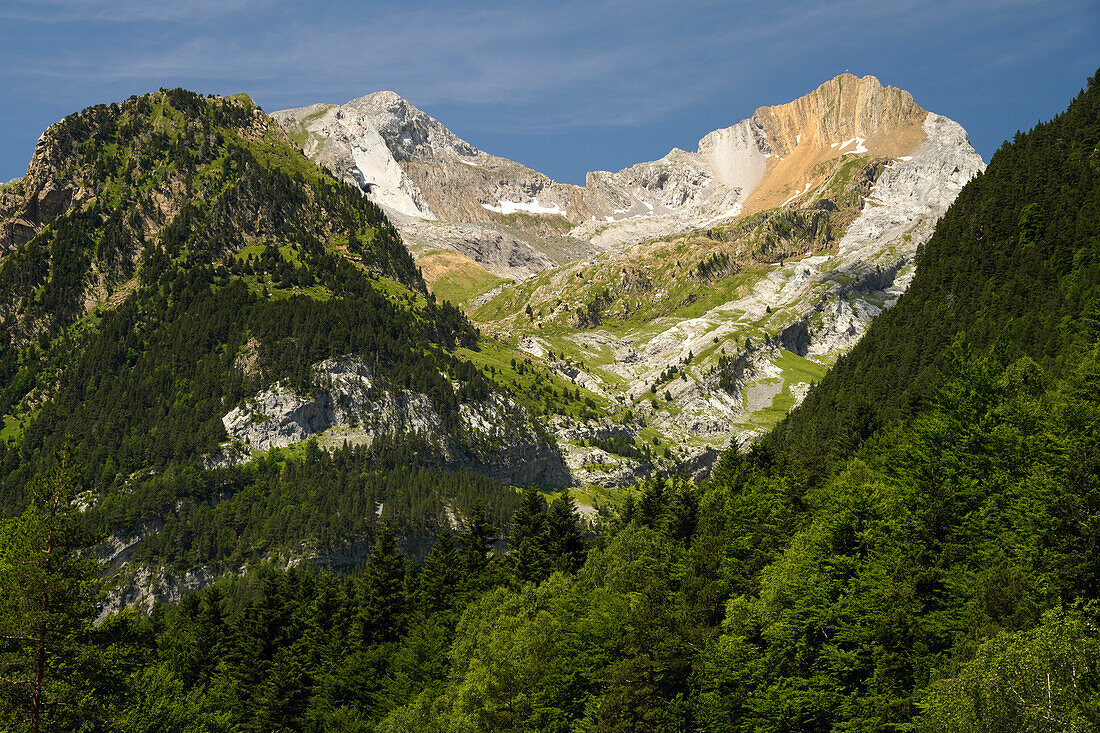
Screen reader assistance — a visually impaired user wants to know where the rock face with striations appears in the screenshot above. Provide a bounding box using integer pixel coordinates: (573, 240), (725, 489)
(275, 74), (978, 268)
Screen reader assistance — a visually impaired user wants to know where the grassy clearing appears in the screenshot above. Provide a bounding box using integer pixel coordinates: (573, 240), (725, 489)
(418, 250), (508, 306)
(455, 340), (612, 420)
(774, 348), (828, 384)
(282, 105), (334, 149)
(743, 349), (829, 429)
(234, 126), (330, 185)
(1, 414), (30, 443)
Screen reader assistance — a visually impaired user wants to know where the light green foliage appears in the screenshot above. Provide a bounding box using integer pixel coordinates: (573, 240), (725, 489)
(282, 105), (335, 149)
(738, 349), (828, 431)
(920, 608), (1100, 732)
(400, 525), (689, 732)
(453, 341), (611, 420)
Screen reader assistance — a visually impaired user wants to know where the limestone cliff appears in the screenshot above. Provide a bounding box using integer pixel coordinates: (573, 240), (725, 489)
(275, 74), (971, 270)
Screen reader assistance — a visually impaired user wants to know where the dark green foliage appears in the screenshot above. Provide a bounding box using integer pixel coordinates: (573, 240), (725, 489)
(359, 523), (408, 645)
(703, 346), (1099, 728)
(0, 89), (490, 525)
(459, 499), (497, 582)
(510, 487), (550, 583)
(693, 251), (737, 281)
(72, 340), (1100, 730)
(544, 491), (586, 576)
(716, 352), (746, 395)
(509, 488), (587, 583)
(85, 443), (520, 571)
(0, 449), (103, 732)
(587, 432), (649, 461)
(575, 287), (612, 327)
(416, 529), (462, 616)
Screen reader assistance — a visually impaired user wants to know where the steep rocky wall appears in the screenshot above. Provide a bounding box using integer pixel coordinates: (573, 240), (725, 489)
(273, 74), (976, 271)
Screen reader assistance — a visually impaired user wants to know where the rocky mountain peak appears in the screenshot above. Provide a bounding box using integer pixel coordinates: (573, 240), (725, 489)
(343, 90), (479, 162)
(754, 73), (925, 156)
(273, 75), (982, 309)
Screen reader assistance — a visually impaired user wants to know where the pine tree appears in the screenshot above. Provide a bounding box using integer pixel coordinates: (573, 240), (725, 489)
(510, 488), (548, 583)
(619, 491), (638, 528)
(666, 481), (699, 543)
(359, 522), (407, 645)
(545, 490), (586, 575)
(417, 529), (462, 615)
(459, 500), (496, 582)
(0, 449), (101, 733)
(638, 477), (667, 529)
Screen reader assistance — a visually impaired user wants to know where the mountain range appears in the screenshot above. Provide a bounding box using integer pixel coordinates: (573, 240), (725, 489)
(0, 73), (982, 590)
(274, 74), (984, 482)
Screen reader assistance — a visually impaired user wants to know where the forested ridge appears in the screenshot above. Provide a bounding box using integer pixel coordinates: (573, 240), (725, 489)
(1, 73), (1099, 732)
(0, 89), (574, 566)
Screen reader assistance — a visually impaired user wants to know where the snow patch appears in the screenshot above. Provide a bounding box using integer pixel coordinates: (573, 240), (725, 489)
(781, 182), (812, 206)
(840, 137), (868, 155)
(459, 159), (482, 168)
(482, 198), (566, 216)
(701, 202), (743, 226)
(350, 135), (433, 219)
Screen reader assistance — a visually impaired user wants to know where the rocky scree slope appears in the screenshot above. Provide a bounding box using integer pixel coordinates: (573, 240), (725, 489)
(276, 74), (954, 271)
(476, 114), (981, 473)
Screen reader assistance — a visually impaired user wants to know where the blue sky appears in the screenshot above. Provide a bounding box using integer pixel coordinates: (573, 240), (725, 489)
(1, 0), (1096, 184)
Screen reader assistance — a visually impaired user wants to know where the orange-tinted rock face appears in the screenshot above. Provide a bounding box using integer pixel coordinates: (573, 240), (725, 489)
(743, 74), (929, 214)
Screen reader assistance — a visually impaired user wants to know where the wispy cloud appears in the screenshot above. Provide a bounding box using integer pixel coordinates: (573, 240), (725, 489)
(0, 0), (268, 23)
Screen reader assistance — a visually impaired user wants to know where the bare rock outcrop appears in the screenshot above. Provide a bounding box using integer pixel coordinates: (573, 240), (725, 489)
(216, 356), (571, 488)
(275, 73), (956, 257)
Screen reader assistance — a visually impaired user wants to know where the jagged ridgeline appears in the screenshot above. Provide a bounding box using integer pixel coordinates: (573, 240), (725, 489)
(0, 89), (552, 569)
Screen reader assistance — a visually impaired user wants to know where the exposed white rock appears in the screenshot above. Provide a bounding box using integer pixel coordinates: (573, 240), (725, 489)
(273, 80), (986, 483)
(272, 101), (434, 219)
(216, 356), (570, 487)
(482, 198), (566, 216)
(527, 111), (984, 468)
